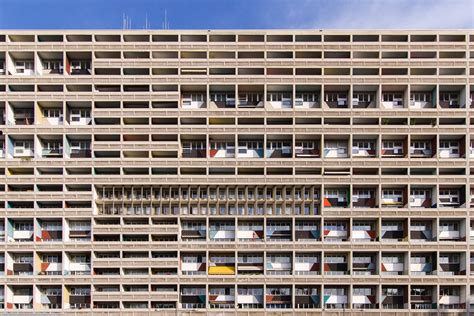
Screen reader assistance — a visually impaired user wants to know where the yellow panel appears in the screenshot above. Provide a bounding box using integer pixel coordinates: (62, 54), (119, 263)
(208, 266), (235, 275)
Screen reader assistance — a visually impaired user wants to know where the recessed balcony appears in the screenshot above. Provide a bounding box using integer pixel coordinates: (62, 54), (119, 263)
(66, 52), (91, 75)
(267, 85), (293, 109)
(238, 85), (264, 108)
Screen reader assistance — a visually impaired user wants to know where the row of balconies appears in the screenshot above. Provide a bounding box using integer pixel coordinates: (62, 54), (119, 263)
(0, 52), (90, 76)
(0, 104), (90, 126)
(1, 248), (473, 277)
(2, 138), (474, 160)
(0, 283), (89, 311)
(95, 185), (472, 208)
(2, 85), (472, 109)
(0, 218), (90, 243)
(0, 32), (469, 43)
(0, 283), (467, 311)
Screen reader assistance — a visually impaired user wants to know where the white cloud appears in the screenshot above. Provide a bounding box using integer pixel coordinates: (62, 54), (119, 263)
(272, 0), (473, 29)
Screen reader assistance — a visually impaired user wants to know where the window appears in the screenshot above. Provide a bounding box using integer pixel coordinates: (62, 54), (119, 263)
(43, 108), (63, 118)
(14, 222), (33, 231)
(410, 93), (431, 102)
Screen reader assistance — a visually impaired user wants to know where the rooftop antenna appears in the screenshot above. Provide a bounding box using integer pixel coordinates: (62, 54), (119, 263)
(162, 10), (170, 29)
(122, 13), (131, 29)
(144, 13), (150, 30)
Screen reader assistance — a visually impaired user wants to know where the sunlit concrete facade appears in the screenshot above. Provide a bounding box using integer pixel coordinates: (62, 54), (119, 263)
(0, 29), (473, 314)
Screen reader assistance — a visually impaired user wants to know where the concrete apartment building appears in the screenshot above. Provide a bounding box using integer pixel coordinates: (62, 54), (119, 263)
(0, 29), (472, 314)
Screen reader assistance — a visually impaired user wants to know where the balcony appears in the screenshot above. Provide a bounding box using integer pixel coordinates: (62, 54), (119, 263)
(181, 221), (206, 241)
(439, 139), (463, 158)
(410, 188), (435, 208)
(439, 286), (463, 310)
(266, 287), (292, 309)
(209, 286), (235, 309)
(381, 188), (406, 208)
(352, 139), (377, 157)
(353, 91), (376, 108)
(295, 253), (321, 275)
(67, 287), (91, 309)
(68, 108), (91, 126)
(324, 253), (349, 275)
(324, 139), (348, 158)
(11, 253), (34, 276)
(68, 221), (91, 241)
(295, 286), (320, 309)
(210, 87), (235, 109)
(295, 87), (320, 109)
(209, 137), (235, 159)
(295, 137), (320, 158)
(238, 85), (264, 108)
(438, 188), (463, 208)
(382, 286), (407, 309)
(39, 286), (62, 309)
(439, 253), (464, 275)
(182, 139), (206, 158)
(410, 138), (435, 158)
(324, 89), (349, 109)
(439, 91), (463, 108)
(237, 253), (263, 275)
(381, 253), (406, 275)
(323, 221), (348, 242)
(65, 253), (91, 276)
(237, 221), (263, 242)
(10, 286), (33, 310)
(181, 253), (206, 275)
(352, 221), (377, 242)
(295, 220), (320, 242)
(237, 286), (264, 309)
(410, 88), (435, 109)
(352, 188), (377, 208)
(11, 109), (34, 125)
(180, 286), (206, 309)
(267, 85), (293, 109)
(352, 286), (377, 309)
(410, 286), (436, 310)
(266, 221), (291, 241)
(324, 188), (349, 208)
(324, 286), (348, 309)
(410, 253), (435, 276)
(381, 138), (406, 158)
(410, 220), (434, 242)
(38, 51), (63, 75)
(208, 254), (235, 275)
(439, 221), (462, 242)
(266, 136), (292, 158)
(9, 220), (34, 242)
(382, 91), (405, 109)
(66, 52), (91, 75)
(38, 253), (62, 275)
(67, 135), (91, 158)
(12, 141), (34, 158)
(209, 221), (235, 241)
(381, 220), (406, 241)
(38, 220), (63, 242)
(352, 253), (377, 275)
(237, 135), (264, 158)
(39, 104), (63, 125)
(181, 92), (206, 109)
(11, 55), (35, 75)
(266, 253), (292, 275)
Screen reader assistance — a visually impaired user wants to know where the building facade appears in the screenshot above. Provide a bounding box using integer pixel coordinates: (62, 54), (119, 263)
(0, 29), (473, 314)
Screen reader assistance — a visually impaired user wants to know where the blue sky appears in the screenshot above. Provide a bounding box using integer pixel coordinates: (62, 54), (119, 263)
(0, 0), (472, 29)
